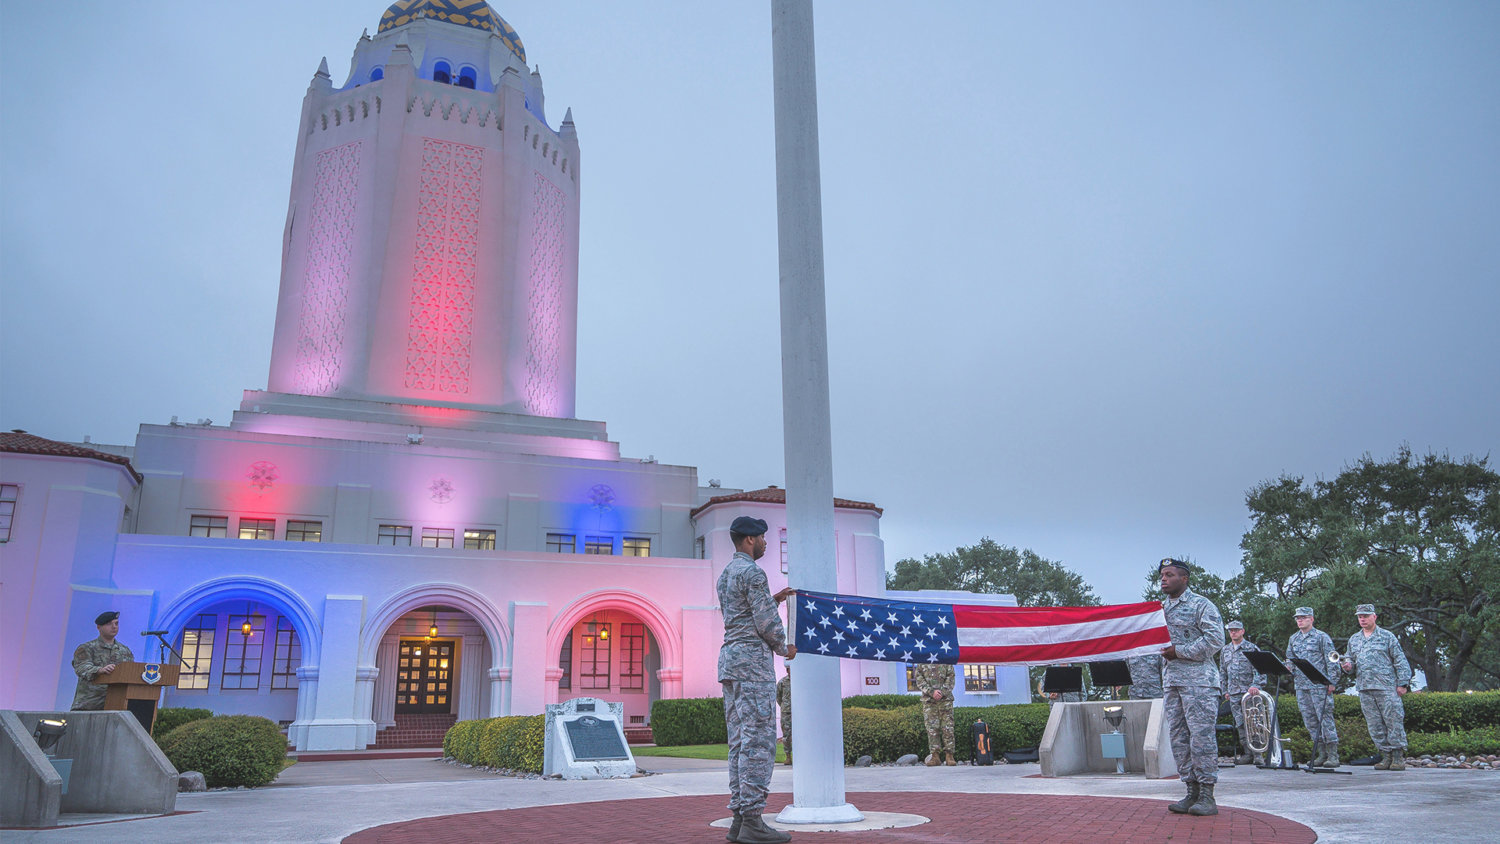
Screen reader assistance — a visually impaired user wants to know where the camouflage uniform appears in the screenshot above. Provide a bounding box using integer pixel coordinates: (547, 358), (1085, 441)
(717, 550), (789, 816)
(1345, 625), (1412, 753)
(1127, 653), (1165, 699)
(1286, 627), (1338, 747)
(1162, 587), (1225, 784)
(776, 674), (792, 760)
(912, 662), (956, 757)
(1219, 640), (1265, 743)
(71, 636), (135, 710)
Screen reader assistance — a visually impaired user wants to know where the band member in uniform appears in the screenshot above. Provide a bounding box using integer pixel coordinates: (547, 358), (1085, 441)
(1340, 603), (1412, 770)
(1220, 620), (1266, 764)
(1287, 606), (1340, 767)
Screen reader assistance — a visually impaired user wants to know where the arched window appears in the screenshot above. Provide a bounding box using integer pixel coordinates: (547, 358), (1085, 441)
(457, 67), (477, 89)
(433, 61), (451, 84)
(370, 67), (384, 82)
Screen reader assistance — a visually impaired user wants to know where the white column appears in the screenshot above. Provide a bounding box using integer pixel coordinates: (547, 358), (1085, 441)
(459, 636), (484, 721)
(488, 667), (510, 717)
(374, 636), (399, 729)
(771, 0), (861, 825)
(302, 595), (371, 750)
(355, 666), (379, 746)
(288, 665), (319, 751)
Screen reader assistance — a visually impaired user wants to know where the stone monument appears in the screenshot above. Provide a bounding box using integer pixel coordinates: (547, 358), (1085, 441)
(542, 697), (635, 780)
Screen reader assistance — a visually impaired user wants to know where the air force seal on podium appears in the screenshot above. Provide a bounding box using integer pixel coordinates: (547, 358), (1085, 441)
(142, 664), (162, 684)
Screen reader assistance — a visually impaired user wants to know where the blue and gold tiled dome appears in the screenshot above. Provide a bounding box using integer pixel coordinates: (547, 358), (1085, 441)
(379, 0), (525, 63)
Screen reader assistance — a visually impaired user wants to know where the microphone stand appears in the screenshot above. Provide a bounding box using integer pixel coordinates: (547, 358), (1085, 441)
(143, 631), (196, 673)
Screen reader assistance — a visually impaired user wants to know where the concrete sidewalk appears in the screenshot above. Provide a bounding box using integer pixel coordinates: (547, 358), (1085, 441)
(5, 757), (1488, 842)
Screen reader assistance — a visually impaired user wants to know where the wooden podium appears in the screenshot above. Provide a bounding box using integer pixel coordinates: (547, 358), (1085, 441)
(97, 662), (180, 734)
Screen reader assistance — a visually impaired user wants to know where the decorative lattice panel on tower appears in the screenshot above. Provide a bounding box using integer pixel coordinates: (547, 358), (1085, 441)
(294, 141), (362, 395)
(525, 172), (566, 415)
(405, 139), (483, 394)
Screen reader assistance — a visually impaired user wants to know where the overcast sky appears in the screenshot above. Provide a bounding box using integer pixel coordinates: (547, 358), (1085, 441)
(2, 2), (1496, 603)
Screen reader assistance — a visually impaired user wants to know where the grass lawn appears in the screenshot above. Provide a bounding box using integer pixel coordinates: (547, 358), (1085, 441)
(631, 744), (786, 762)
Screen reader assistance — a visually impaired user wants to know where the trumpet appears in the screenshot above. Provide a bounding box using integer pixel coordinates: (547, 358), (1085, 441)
(1329, 650), (1354, 671)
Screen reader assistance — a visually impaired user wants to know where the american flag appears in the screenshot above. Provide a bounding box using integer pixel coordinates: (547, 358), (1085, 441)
(792, 591), (1170, 666)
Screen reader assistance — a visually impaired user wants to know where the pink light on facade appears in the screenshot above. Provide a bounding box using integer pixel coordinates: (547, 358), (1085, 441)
(524, 172), (565, 416)
(405, 139), (483, 395)
(294, 141), (363, 395)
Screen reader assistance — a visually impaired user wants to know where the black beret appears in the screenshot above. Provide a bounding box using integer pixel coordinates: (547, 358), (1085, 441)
(95, 611), (120, 625)
(730, 516), (769, 537)
(1158, 558), (1192, 574)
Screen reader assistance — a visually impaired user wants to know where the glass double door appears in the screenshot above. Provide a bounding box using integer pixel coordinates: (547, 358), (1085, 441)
(396, 639), (454, 714)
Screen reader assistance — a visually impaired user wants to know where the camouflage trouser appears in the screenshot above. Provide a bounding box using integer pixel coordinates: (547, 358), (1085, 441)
(1164, 685), (1219, 784)
(1226, 691), (1252, 747)
(1359, 689), (1407, 752)
(922, 697), (956, 755)
(1295, 687), (1338, 745)
(779, 704), (792, 757)
(723, 680), (777, 815)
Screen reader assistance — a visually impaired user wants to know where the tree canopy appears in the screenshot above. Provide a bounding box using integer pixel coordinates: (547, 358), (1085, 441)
(1236, 446), (1498, 691)
(886, 538), (1100, 607)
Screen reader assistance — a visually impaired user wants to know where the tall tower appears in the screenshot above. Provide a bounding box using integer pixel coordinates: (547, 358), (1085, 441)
(265, 1), (581, 418)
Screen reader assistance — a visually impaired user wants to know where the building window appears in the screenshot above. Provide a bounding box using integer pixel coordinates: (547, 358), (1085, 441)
(584, 536), (613, 555)
(271, 617), (301, 690)
(222, 614), (265, 690)
(546, 532), (576, 553)
(964, 664), (998, 692)
(905, 665), (918, 692)
(178, 614), (215, 690)
(189, 515), (228, 538)
(378, 524), (412, 546)
(421, 528), (455, 548)
(580, 623), (611, 690)
(620, 623), (645, 691)
(370, 67), (384, 82)
(457, 66), (477, 88)
(558, 632), (572, 691)
(0, 483), (17, 542)
(694, 536), (704, 559)
(286, 520), (322, 542)
(779, 527), (789, 574)
(238, 518), (275, 540)
(622, 537), (651, 557)
(433, 60), (451, 84)
(463, 529), (496, 550)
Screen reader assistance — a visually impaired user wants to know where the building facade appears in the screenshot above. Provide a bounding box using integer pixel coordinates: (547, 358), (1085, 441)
(0, 2), (894, 751)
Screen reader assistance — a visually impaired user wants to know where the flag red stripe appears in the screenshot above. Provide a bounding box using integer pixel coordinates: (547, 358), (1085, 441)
(957, 626), (1171, 664)
(951, 601), (1163, 628)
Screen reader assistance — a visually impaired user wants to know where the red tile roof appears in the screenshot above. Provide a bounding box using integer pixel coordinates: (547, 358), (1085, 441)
(0, 431), (142, 482)
(690, 485), (882, 518)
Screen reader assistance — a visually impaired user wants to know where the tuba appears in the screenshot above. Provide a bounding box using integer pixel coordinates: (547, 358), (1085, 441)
(1241, 688), (1277, 756)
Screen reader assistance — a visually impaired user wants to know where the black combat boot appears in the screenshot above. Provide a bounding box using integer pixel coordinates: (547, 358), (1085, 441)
(726, 811), (742, 842)
(735, 812), (791, 844)
(1187, 782), (1219, 816)
(1389, 749), (1405, 771)
(1167, 781), (1200, 814)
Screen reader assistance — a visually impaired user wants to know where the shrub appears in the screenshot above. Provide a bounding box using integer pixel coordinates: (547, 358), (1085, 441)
(650, 697), (727, 746)
(1406, 726), (1500, 757)
(158, 715), (287, 788)
(839, 703), (1052, 763)
(840, 694), (920, 711)
(152, 707), (214, 741)
(1402, 691), (1500, 733)
(444, 715), (546, 773)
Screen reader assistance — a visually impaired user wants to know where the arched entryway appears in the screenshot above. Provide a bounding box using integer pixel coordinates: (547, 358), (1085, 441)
(547, 590), (683, 729)
(362, 584), (509, 747)
(154, 576), (321, 736)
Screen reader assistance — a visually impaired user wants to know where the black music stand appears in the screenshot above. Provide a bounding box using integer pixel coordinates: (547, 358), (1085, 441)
(1243, 651), (1299, 771)
(1041, 666), (1084, 698)
(1087, 660), (1131, 700)
(1287, 657), (1352, 774)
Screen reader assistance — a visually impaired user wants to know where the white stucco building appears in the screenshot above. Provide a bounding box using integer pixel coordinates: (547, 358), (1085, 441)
(0, 1), (895, 751)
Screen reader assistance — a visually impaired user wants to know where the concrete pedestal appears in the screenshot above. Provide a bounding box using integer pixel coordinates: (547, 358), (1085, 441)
(1039, 699), (1174, 778)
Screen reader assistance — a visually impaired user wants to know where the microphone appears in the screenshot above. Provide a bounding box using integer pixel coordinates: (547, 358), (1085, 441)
(141, 630), (170, 636)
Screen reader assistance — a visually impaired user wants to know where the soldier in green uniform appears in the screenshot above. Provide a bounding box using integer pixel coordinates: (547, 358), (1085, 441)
(1287, 606), (1340, 767)
(717, 516), (795, 844)
(912, 661), (956, 766)
(1220, 620), (1266, 764)
(776, 671), (792, 766)
(1339, 604), (1412, 770)
(71, 611), (134, 710)
(1158, 558), (1225, 817)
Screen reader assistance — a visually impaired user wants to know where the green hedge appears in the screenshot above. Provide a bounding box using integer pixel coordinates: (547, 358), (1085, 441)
(1269, 690), (1498, 733)
(1407, 726), (1500, 756)
(840, 694), (920, 711)
(650, 697), (727, 746)
(152, 707), (215, 741)
(443, 715), (546, 773)
(840, 703), (1052, 763)
(158, 715), (287, 788)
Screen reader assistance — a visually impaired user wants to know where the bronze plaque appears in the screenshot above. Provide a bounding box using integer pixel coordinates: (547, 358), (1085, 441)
(563, 715), (628, 761)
